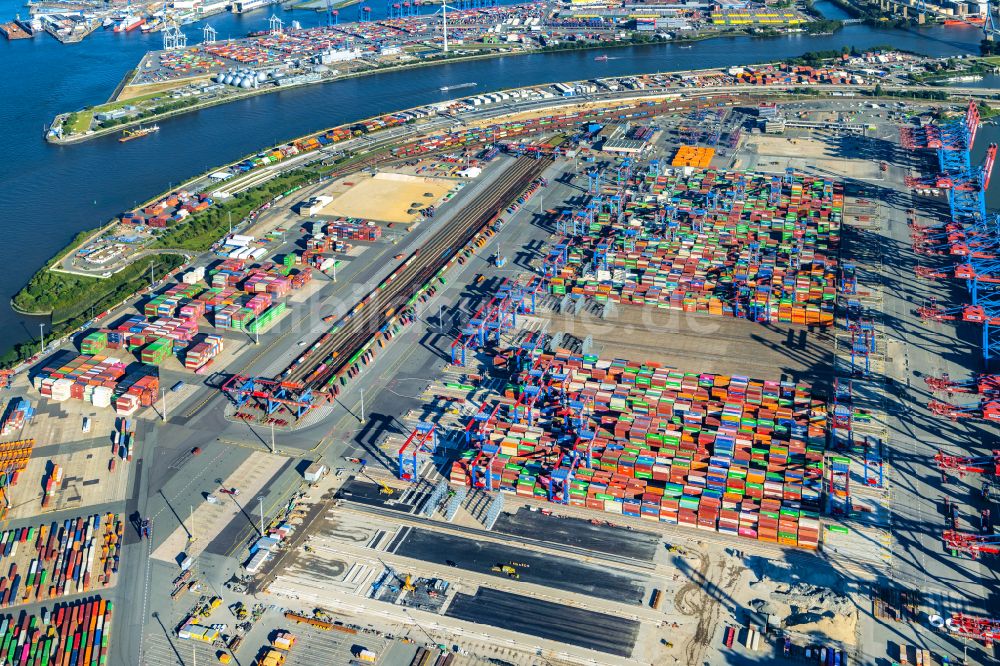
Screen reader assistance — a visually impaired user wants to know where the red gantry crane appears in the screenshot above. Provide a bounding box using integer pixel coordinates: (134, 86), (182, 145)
(949, 613), (1000, 647)
(925, 373), (1000, 396)
(942, 530), (1000, 559)
(935, 449), (1000, 480)
(928, 399), (1000, 422)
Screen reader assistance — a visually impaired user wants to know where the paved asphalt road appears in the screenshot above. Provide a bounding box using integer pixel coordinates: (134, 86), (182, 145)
(493, 508), (661, 562)
(392, 527), (649, 605)
(445, 587), (641, 657)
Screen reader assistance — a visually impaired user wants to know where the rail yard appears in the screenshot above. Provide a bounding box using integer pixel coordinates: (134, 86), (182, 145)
(2, 60), (1000, 665)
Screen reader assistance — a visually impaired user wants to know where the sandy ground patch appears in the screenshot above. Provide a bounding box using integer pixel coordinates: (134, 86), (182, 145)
(151, 450), (286, 563)
(748, 135), (832, 159)
(7, 444), (132, 520)
(116, 76), (212, 102)
(322, 173), (455, 224)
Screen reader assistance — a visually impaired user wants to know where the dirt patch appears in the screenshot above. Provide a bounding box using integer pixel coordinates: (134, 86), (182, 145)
(322, 173), (455, 224)
(116, 76), (212, 102)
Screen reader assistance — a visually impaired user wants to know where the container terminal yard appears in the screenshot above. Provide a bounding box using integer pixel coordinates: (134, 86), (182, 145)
(2, 59), (1000, 665)
(44, 0), (821, 143)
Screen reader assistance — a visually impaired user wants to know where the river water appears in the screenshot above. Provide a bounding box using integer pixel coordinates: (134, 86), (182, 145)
(0, 0), (988, 350)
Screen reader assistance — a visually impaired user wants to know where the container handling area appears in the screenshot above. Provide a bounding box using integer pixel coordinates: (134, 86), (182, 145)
(3, 72), (1000, 666)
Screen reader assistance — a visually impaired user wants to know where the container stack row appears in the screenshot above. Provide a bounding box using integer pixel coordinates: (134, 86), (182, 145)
(32, 357), (129, 408)
(0, 440), (33, 489)
(0, 598), (114, 666)
(184, 335), (224, 373)
(0, 399), (33, 438)
(325, 220), (383, 242)
(450, 350), (826, 548)
(0, 514), (122, 609)
(390, 99), (684, 159)
(246, 303), (287, 335)
(112, 374), (159, 417)
(550, 168), (841, 327)
(121, 188), (213, 228)
(671, 145), (715, 168)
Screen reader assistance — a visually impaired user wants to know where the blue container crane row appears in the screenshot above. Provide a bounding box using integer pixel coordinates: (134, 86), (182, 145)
(221, 375), (316, 423)
(449, 277), (540, 365)
(901, 102), (1000, 362)
(905, 143), (996, 231)
(460, 336), (598, 499)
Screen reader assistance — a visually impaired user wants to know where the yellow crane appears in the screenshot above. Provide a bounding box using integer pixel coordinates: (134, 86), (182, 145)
(360, 470), (395, 496)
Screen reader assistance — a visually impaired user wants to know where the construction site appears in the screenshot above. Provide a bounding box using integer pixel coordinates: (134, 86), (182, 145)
(5, 81), (1000, 665)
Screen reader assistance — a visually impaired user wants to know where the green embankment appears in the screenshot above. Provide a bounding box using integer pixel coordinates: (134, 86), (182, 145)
(2, 151), (362, 369)
(5, 254), (185, 369)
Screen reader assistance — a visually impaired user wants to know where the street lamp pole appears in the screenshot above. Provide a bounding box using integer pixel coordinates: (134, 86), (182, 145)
(270, 420), (275, 453)
(257, 496), (265, 536)
(161, 387), (168, 422)
(360, 388), (365, 423)
(38, 323), (45, 355)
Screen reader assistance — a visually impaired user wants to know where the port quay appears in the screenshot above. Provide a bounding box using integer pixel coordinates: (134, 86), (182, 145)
(3, 15), (1000, 666)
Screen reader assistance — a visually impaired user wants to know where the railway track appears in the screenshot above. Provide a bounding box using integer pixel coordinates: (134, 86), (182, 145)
(283, 155), (551, 392)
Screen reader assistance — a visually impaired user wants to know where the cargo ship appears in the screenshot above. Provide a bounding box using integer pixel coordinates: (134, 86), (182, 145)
(231, 0), (276, 14)
(944, 17), (985, 25)
(119, 125), (159, 142)
(113, 14), (144, 32)
(0, 20), (31, 39)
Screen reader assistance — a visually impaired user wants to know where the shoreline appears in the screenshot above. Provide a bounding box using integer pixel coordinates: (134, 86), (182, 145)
(9, 55), (980, 361)
(46, 30), (754, 146)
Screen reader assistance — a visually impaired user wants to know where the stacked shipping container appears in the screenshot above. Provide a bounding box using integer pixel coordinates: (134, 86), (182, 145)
(0, 440), (33, 489)
(0, 514), (122, 608)
(451, 351), (825, 548)
(549, 168), (841, 327)
(0, 598), (114, 665)
(0, 399), (33, 438)
(184, 335), (224, 372)
(32, 356), (129, 409)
